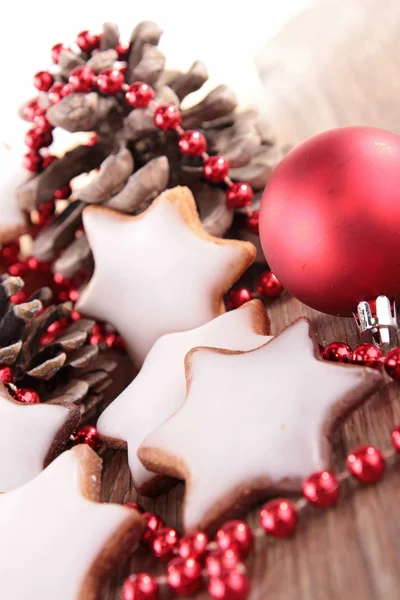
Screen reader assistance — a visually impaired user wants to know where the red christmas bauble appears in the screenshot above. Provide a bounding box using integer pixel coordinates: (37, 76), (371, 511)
(260, 127), (400, 316)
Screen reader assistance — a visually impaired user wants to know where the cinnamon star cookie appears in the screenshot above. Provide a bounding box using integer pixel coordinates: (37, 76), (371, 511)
(139, 318), (383, 532)
(77, 186), (256, 368)
(0, 445), (144, 600)
(97, 300), (271, 495)
(0, 382), (80, 492)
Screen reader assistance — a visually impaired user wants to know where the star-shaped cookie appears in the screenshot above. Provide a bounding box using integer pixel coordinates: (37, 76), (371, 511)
(0, 145), (28, 244)
(0, 382), (80, 492)
(77, 186), (256, 368)
(97, 300), (271, 495)
(0, 445), (144, 600)
(139, 318), (383, 532)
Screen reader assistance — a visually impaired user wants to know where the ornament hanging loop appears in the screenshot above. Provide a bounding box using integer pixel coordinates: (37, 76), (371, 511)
(355, 296), (399, 347)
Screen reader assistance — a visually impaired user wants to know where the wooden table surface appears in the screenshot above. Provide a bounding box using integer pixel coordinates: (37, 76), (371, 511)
(101, 2), (400, 598)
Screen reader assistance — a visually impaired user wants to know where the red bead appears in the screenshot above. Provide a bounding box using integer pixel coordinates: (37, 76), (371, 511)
(351, 344), (384, 369)
(384, 348), (400, 380)
(167, 556), (203, 595)
(51, 43), (70, 64)
(97, 68), (125, 95)
(125, 82), (155, 108)
(54, 184), (72, 200)
(76, 30), (101, 53)
(70, 310), (81, 321)
(154, 105), (181, 131)
(125, 501), (144, 513)
(74, 425), (102, 451)
(179, 130), (207, 156)
(14, 388), (40, 404)
(8, 261), (29, 277)
(42, 155), (57, 169)
(391, 425), (400, 452)
(116, 41), (130, 61)
(178, 531), (209, 560)
(244, 210), (259, 234)
(53, 273), (70, 286)
(226, 183), (254, 210)
(47, 318), (68, 335)
(69, 66), (96, 93)
(0, 366), (13, 384)
(208, 569), (250, 600)
(10, 290), (27, 304)
(260, 498), (298, 538)
(33, 71), (54, 92)
(215, 521), (253, 560)
(24, 99), (43, 122)
(40, 332), (56, 346)
(86, 133), (99, 146)
(151, 527), (180, 562)
(2, 242), (20, 263)
(25, 128), (53, 150)
(33, 113), (53, 132)
(48, 82), (73, 104)
(89, 332), (104, 346)
(23, 151), (42, 172)
(346, 445), (385, 483)
(121, 573), (158, 600)
(227, 287), (253, 310)
(322, 342), (352, 363)
(257, 271), (283, 299)
(204, 156), (230, 183)
(206, 548), (241, 577)
(142, 512), (165, 545)
(302, 471), (340, 507)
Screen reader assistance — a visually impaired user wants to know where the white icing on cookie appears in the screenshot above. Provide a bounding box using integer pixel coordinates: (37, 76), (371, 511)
(97, 300), (271, 491)
(139, 318), (382, 531)
(77, 187), (255, 368)
(0, 145), (27, 242)
(0, 445), (142, 600)
(0, 383), (79, 492)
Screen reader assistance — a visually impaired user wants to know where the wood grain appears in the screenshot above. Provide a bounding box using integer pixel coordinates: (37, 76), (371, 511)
(100, 2), (400, 598)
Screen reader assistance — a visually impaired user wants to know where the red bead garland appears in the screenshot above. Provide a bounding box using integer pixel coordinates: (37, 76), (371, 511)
(51, 43), (69, 64)
(208, 569), (250, 600)
(346, 445), (385, 483)
(244, 209), (259, 234)
(0, 366), (13, 384)
(76, 30), (101, 53)
(74, 425), (102, 451)
(166, 556), (203, 596)
(97, 68), (125, 95)
(257, 271), (283, 298)
(48, 82), (72, 104)
(260, 498), (298, 538)
(151, 527), (180, 562)
(322, 342), (352, 362)
(69, 66), (96, 93)
(215, 521), (253, 560)
(33, 71), (54, 92)
(14, 388), (40, 404)
(125, 82), (155, 108)
(391, 426), (400, 452)
(179, 130), (207, 156)
(154, 105), (182, 130)
(226, 183), (254, 209)
(351, 344), (384, 369)
(178, 531), (209, 560)
(302, 471), (340, 508)
(384, 348), (400, 380)
(206, 548), (241, 577)
(227, 288), (253, 310)
(204, 156), (230, 183)
(121, 573), (159, 600)
(142, 513), (165, 545)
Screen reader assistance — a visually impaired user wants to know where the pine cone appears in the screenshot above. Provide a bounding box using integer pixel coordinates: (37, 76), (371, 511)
(16, 20), (286, 279)
(0, 274), (117, 421)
